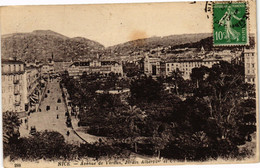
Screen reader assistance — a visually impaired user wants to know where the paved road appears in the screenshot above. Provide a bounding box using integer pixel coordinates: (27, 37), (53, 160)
(19, 78), (84, 145)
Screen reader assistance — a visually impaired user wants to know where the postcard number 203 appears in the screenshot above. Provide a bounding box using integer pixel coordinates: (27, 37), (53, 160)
(14, 163), (21, 167)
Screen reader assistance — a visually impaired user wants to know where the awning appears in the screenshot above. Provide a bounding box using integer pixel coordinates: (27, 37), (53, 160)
(30, 97), (37, 103)
(33, 93), (38, 98)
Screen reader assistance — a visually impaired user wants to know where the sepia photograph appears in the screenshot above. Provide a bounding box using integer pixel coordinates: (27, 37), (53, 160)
(0, 0), (258, 167)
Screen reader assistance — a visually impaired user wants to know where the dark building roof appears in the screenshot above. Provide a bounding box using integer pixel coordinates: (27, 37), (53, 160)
(69, 61), (119, 67)
(1, 59), (25, 65)
(166, 58), (220, 63)
(70, 62), (90, 67)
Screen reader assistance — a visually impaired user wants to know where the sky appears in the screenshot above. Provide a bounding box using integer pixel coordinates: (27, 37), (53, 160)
(0, 1), (256, 47)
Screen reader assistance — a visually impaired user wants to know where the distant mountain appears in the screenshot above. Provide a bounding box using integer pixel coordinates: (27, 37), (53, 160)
(1, 30), (104, 62)
(107, 33), (212, 55)
(2, 31), (255, 62)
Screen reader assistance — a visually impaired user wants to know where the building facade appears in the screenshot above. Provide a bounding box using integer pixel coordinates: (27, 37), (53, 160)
(1, 59), (46, 117)
(25, 65), (43, 112)
(244, 48), (256, 84)
(144, 55), (162, 77)
(1, 59), (27, 116)
(41, 59), (55, 77)
(67, 59), (123, 77)
(166, 59), (220, 80)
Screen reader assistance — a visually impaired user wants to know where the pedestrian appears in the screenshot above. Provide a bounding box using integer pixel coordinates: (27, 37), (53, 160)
(66, 130), (70, 136)
(57, 114), (59, 119)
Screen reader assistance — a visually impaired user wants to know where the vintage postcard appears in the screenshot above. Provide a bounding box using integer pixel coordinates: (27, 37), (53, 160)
(0, 0), (258, 167)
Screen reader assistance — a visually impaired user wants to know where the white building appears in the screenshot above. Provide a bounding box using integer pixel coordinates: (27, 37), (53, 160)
(166, 59), (220, 80)
(244, 48), (256, 84)
(67, 59), (123, 77)
(144, 55), (161, 77)
(1, 59), (27, 117)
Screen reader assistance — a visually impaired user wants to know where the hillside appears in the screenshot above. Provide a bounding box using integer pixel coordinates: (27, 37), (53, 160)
(1, 30), (104, 62)
(2, 31), (255, 62)
(107, 33), (212, 55)
(108, 33), (256, 56)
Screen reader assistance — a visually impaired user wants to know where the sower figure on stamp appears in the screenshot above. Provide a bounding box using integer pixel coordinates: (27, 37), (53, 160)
(218, 5), (242, 42)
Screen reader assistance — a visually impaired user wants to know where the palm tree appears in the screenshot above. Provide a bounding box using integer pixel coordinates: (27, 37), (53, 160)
(125, 105), (146, 153)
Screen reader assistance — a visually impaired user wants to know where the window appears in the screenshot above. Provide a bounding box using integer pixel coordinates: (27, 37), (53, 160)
(252, 63), (255, 68)
(9, 95), (12, 103)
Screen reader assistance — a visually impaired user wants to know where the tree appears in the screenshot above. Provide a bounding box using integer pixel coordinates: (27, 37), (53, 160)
(152, 124), (170, 158)
(3, 112), (21, 144)
(165, 61), (257, 159)
(168, 68), (184, 95)
(190, 66), (209, 89)
(124, 105), (147, 153)
(129, 76), (163, 104)
(5, 130), (77, 160)
(187, 61), (255, 156)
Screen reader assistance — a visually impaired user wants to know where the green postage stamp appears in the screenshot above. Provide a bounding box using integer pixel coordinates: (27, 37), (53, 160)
(213, 2), (248, 46)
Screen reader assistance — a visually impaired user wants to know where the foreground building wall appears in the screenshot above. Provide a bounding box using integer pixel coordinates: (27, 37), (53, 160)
(1, 60), (27, 116)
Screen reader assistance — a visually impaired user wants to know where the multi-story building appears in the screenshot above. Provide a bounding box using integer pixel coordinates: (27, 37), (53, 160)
(165, 59), (220, 80)
(1, 59), (27, 117)
(41, 59), (55, 77)
(67, 58), (123, 77)
(144, 55), (162, 77)
(244, 48), (256, 84)
(25, 65), (43, 112)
